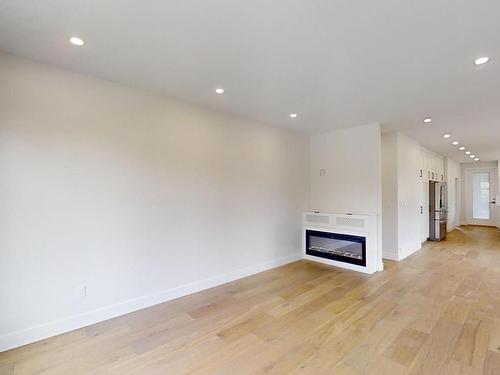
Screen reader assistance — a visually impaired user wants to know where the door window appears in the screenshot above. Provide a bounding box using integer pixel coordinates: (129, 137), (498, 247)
(472, 172), (490, 220)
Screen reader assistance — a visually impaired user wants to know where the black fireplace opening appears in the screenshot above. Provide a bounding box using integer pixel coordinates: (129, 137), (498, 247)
(305, 230), (366, 267)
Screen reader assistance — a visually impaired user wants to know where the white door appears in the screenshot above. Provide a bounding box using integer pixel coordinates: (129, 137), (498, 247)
(465, 168), (498, 226)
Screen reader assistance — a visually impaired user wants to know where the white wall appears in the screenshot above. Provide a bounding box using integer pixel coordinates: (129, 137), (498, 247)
(0, 53), (309, 350)
(309, 123), (382, 215)
(381, 132), (422, 261)
(381, 132), (398, 259)
(497, 160), (500, 228)
(396, 133), (421, 259)
(445, 158), (461, 230)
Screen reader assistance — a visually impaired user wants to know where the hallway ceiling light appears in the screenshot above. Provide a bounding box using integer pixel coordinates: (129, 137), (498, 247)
(443, 134), (451, 138)
(465, 151), (471, 155)
(459, 146), (466, 150)
(69, 37), (85, 46)
(474, 158), (480, 161)
(289, 113), (298, 118)
(215, 88), (225, 94)
(474, 57), (490, 65)
(423, 118), (432, 123)
(452, 141), (459, 145)
(470, 154), (476, 158)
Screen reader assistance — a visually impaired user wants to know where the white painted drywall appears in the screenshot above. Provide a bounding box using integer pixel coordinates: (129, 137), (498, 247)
(445, 158), (461, 230)
(497, 160), (500, 228)
(381, 132), (399, 260)
(309, 123), (382, 215)
(0, 53), (309, 350)
(395, 133), (422, 259)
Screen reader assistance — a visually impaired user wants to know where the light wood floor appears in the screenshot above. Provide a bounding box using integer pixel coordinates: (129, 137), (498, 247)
(2, 226), (500, 374)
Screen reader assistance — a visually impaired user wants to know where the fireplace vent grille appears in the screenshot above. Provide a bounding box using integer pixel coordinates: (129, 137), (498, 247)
(335, 217), (365, 228)
(305, 214), (330, 224)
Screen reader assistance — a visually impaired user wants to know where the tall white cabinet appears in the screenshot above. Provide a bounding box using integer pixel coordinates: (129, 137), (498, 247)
(418, 148), (444, 242)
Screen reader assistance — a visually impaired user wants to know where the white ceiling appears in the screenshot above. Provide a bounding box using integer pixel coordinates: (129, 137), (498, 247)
(1, 0), (500, 162)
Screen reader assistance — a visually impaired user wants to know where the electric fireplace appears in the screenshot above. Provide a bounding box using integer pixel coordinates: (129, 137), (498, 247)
(305, 229), (366, 266)
(302, 211), (382, 274)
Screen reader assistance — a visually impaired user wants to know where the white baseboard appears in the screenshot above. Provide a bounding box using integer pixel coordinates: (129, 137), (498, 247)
(398, 244), (422, 261)
(0, 253), (301, 353)
(382, 251), (399, 261)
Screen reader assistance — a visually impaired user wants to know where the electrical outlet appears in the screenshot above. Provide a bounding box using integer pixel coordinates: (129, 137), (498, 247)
(319, 169), (326, 176)
(79, 286), (87, 298)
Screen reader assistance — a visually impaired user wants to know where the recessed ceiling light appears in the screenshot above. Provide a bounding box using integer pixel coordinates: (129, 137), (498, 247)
(474, 158), (480, 161)
(452, 141), (459, 145)
(215, 88), (224, 94)
(465, 151), (471, 155)
(69, 37), (85, 46)
(470, 154), (476, 158)
(474, 57), (490, 66)
(459, 146), (466, 150)
(423, 118), (432, 123)
(290, 113), (298, 118)
(443, 134), (451, 138)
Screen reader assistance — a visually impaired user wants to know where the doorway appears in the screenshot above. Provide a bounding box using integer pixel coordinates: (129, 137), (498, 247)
(465, 167), (498, 226)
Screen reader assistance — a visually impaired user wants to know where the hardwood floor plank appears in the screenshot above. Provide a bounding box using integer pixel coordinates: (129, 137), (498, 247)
(484, 350), (500, 375)
(383, 328), (428, 367)
(451, 318), (490, 373)
(406, 317), (463, 374)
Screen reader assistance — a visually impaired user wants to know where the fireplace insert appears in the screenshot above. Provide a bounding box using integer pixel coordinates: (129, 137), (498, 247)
(305, 229), (366, 267)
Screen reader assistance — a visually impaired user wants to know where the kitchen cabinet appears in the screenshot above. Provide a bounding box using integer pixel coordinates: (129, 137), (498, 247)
(419, 148), (445, 182)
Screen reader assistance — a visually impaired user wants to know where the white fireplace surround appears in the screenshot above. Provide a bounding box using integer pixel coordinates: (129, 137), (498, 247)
(303, 212), (382, 274)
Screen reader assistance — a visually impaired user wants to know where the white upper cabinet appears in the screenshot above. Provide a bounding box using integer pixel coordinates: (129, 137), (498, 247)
(418, 152), (425, 180)
(437, 156), (445, 182)
(419, 148), (445, 182)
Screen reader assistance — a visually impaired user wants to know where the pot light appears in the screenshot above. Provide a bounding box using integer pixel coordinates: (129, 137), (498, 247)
(289, 113), (298, 118)
(69, 37), (85, 46)
(474, 158), (480, 161)
(470, 154), (476, 158)
(459, 146), (466, 150)
(215, 88), (224, 94)
(423, 118), (432, 123)
(443, 134), (451, 139)
(474, 57), (490, 66)
(465, 151), (471, 155)
(452, 141), (459, 145)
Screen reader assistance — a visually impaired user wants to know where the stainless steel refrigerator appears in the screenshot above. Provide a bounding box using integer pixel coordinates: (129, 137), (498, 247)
(429, 181), (447, 241)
